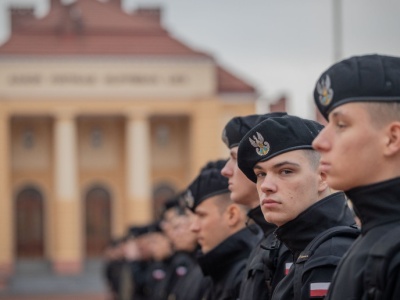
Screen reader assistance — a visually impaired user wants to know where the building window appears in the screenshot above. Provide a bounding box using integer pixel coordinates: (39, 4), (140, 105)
(22, 129), (34, 149)
(156, 124), (169, 147)
(91, 128), (103, 148)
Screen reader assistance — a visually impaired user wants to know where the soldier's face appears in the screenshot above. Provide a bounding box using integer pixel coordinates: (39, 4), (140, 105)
(254, 150), (324, 227)
(190, 196), (231, 253)
(161, 209), (177, 239)
(312, 102), (385, 191)
(221, 147), (259, 208)
(169, 212), (198, 252)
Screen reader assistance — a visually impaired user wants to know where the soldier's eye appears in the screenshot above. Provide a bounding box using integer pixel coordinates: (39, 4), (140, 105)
(280, 169), (293, 175)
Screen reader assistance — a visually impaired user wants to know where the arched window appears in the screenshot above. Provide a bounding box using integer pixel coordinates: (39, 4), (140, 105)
(85, 186), (111, 257)
(15, 187), (44, 258)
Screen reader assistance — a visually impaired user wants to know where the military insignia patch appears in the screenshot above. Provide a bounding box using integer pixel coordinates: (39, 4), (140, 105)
(183, 190), (194, 209)
(285, 262), (293, 275)
(152, 269), (166, 280)
(176, 266), (188, 276)
(249, 132), (270, 156)
(310, 282), (330, 298)
(316, 75), (334, 106)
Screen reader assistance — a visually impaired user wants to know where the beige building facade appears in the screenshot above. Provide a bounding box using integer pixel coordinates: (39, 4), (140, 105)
(0, 0), (258, 282)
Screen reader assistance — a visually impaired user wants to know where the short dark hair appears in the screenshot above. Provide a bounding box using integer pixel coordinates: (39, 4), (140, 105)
(212, 193), (232, 214)
(362, 102), (400, 129)
(212, 193), (248, 215)
(301, 149), (321, 171)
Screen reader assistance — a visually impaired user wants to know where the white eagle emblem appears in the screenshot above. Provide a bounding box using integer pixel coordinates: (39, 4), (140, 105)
(316, 75), (334, 106)
(249, 132), (270, 156)
(183, 190), (194, 209)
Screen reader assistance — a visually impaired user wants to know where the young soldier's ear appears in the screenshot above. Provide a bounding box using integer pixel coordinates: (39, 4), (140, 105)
(384, 121), (400, 156)
(318, 170), (329, 193)
(226, 204), (241, 227)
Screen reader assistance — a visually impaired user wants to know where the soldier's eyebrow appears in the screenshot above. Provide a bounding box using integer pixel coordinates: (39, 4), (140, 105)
(272, 161), (300, 169)
(254, 161), (300, 171)
(329, 109), (346, 121)
(253, 164), (263, 171)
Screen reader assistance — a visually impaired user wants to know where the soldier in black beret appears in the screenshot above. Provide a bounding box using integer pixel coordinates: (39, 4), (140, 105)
(312, 54), (400, 300)
(143, 224), (174, 300)
(151, 195), (203, 300)
(220, 113), (292, 300)
(103, 238), (125, 300)
(237, 115), (358, 300)
(185, 166), (259, 300)
(118, 224), (154, 300)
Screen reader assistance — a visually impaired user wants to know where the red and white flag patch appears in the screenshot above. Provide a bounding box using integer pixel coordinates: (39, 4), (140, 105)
(310, 282), (330, 298)
(284, 262), (293, 275)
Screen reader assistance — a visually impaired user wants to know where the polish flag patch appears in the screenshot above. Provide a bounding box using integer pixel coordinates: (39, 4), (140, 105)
(285, 262), (293, 275)
(152, 269), (166, 280)
(310, 282), (330, 298)
(176, 266), (188, 277)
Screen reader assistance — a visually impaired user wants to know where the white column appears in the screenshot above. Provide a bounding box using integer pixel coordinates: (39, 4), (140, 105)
(125, 111), (152, 224)
(0, 111), (13, 285)
(54, 113), (78, 202)
(53, 112), (81, 274)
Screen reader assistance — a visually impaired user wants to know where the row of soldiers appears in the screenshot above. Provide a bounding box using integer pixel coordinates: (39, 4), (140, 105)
(104, 54), (400, 300)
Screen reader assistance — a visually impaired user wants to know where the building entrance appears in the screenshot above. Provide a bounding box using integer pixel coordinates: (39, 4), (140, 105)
(15, 187), (45, 258)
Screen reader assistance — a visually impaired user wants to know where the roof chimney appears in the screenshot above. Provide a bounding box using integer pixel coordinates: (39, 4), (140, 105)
(10, 7), (35, 32)
(135, 7), (162, 23)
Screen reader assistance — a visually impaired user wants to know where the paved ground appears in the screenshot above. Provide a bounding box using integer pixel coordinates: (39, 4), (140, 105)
(0, 260), (109, 300)
(0, 293), (109, 300)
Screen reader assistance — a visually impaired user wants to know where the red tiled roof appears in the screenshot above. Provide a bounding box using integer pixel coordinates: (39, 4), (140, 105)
(0, 0), (256, 94)
(217, 66), (256, 94)
(0, 0), (209, 57)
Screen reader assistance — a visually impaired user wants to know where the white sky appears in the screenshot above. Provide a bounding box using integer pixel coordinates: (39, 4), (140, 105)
(1, 0), (400, 118)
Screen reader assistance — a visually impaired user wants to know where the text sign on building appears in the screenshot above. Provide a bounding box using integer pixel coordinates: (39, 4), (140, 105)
(0, 60), (215, 98)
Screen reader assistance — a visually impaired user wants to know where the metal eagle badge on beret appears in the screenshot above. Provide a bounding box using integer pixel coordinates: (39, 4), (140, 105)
(183, 189), (194, 209)
(316, 75), (334, 106)
(249, 132), (270, 156)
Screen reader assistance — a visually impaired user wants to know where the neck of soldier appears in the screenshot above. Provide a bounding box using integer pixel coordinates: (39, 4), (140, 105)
(318, 187), (331, 201)
(248, 198), (260, 209)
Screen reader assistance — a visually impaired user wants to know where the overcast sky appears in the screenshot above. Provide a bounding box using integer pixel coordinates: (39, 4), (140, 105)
(1, 0), (400, 118)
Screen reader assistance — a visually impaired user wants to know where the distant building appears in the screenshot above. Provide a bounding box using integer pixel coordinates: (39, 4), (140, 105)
(0, 0), (257, 280)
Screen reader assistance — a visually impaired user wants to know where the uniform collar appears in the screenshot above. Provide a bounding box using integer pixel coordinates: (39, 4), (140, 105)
(247, 205), (276, 235)
(275, 192), (355, 260)
(345, 176), (400, 234)
(197, 226), (256, 280)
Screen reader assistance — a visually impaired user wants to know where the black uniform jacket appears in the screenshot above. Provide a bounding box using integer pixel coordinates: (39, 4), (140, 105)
(144, 257), (173, 300)
(167, 251), (209, 300)
(154, 251), (196, 299)
(239, 206), (292, 300)
(326, 177), (400, 300)
(104, 258), (124, 295)
(116, 259), (149, 300)
(197, 225), (259, 300)
(271, 192), (357, 300)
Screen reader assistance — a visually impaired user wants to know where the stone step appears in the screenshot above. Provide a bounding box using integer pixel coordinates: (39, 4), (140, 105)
(0, 260), (108, 296)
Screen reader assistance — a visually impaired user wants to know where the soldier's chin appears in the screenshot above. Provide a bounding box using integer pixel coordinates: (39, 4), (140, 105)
(231, 193), (247, 205)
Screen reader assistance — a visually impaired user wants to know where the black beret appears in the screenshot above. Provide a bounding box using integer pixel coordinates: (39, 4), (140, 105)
(184, 168), (229, 211)
(127, 222), (161, 238)
(314, 54), (400, 120)
(200, 159), (228, 172)
(161, 194), (186, 216)
(163, 195), (182, 211)
(126, 225), (150, 238)
(222, 112), (287, 149)
(237, 115), (324, 183)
